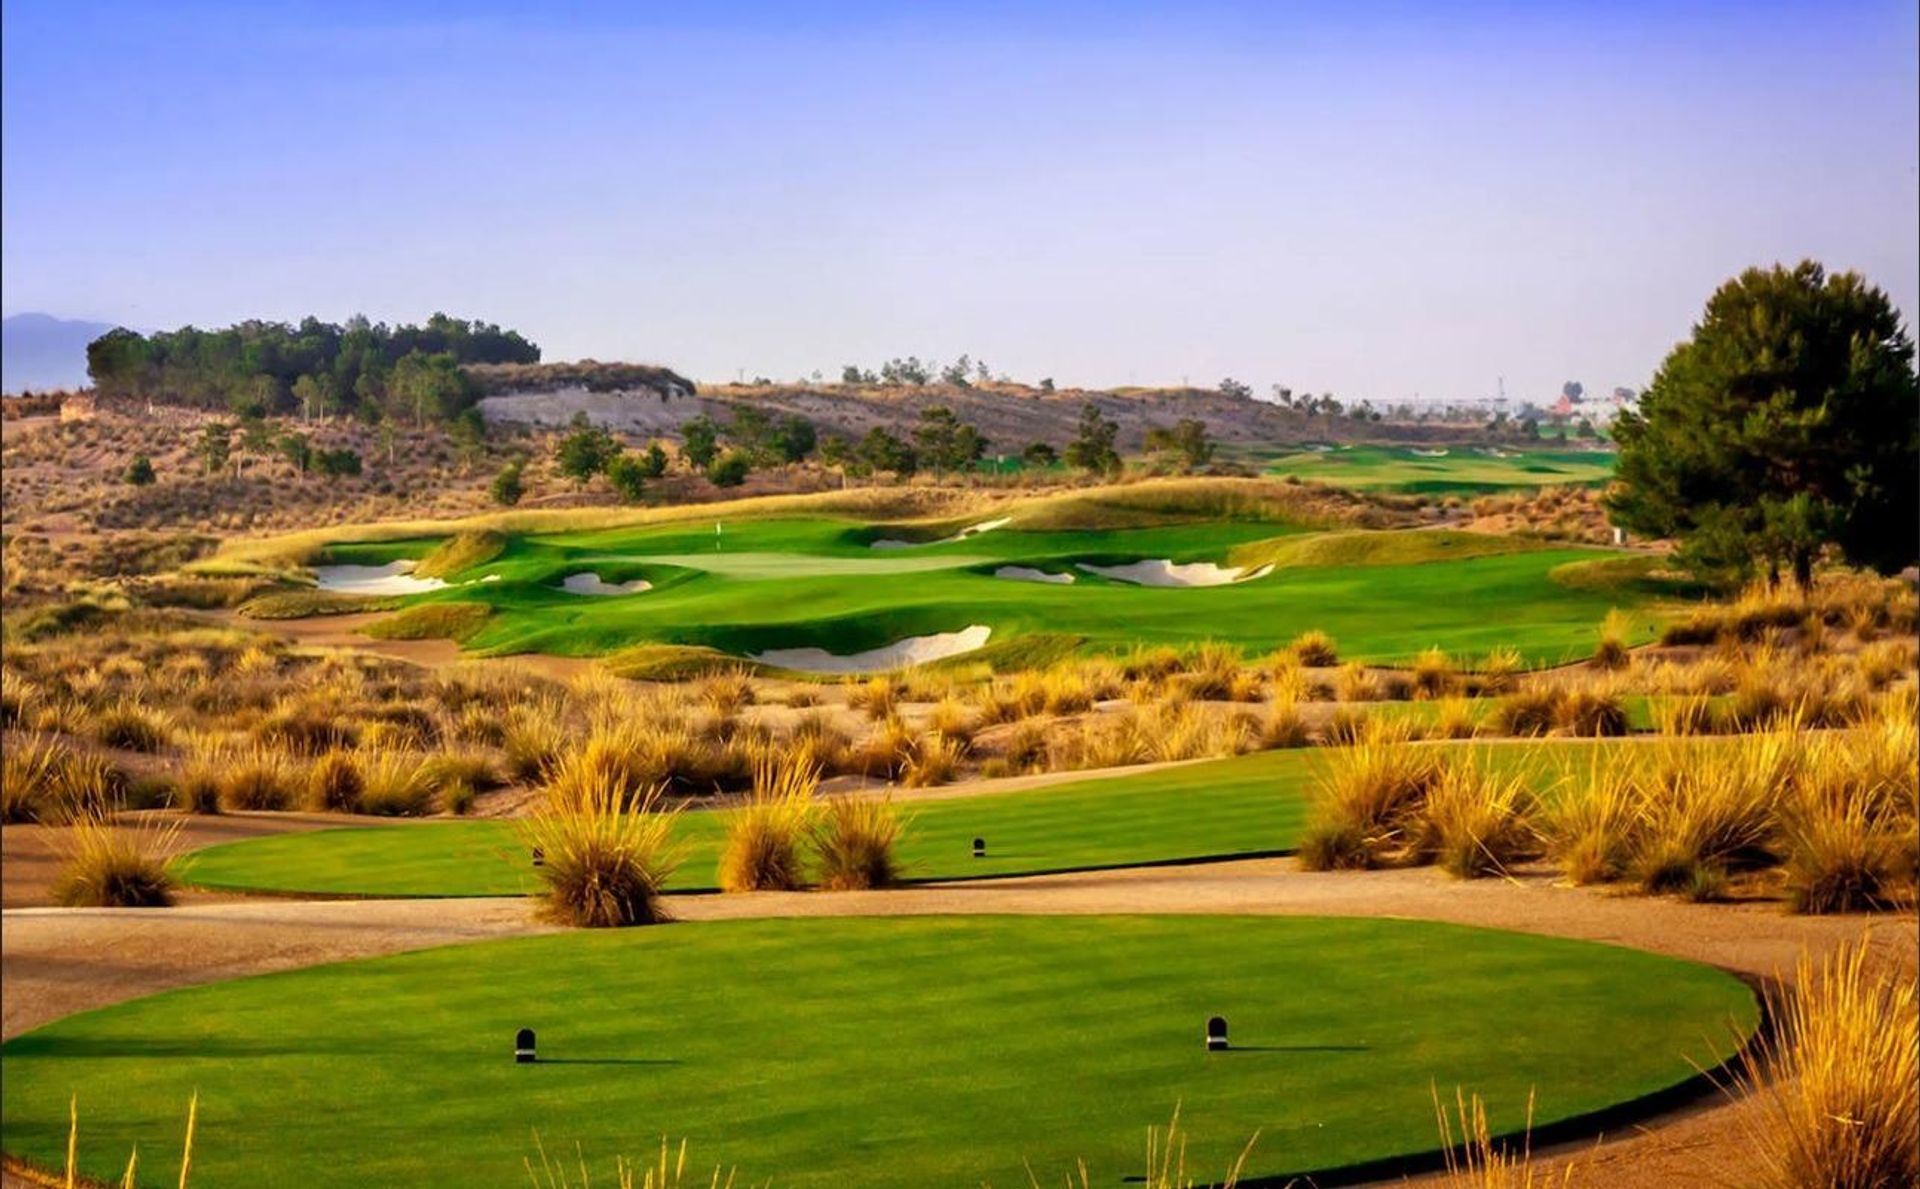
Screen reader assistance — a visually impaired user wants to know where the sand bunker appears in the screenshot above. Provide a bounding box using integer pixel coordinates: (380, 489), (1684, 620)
(752, 625), (992, 672)
(559, 573), (653, 597)
(994, 566), (1075, 585)
(1411, 447), (1450, 458)
(1077, 560), (1274, 588)
(871, 517), (1012, 550)
(311, 561), (447, 596)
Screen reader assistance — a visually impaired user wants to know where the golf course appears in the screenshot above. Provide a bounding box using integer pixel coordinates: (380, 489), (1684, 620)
(268, 496), (1672, 668)
(1260, 445), (1617, 494)
(0, 915), (1758, 1188)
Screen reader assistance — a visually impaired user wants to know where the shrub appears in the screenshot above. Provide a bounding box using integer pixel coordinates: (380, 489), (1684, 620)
(811, 795), (906, 890)
(1731, 944), (1918, 1189)
(1488, 688), (1561, 737)
(1541, 759), (1640, 885)
(717, 756), (816, 892)
(846, 675), (901, 721)
(901, 733), (964, 788)
(1630, 735), (1788, 893)
(306, 749), (365, 812)
(1421, 763), (1537, 878)
(1261, 698), (1309, 749)
(1475, 646), (1524, 694)
(2, 736), (118, 823)
(90, 700), (175, 753)
(1296, 732), (1442, 870)
(1320, 705), (1369, 746)
(517, 781), (681, 927)
(1409, 648), (1453, 700)
(255, 699), (359, 753)
(1288, 630), (1339, 667)
(218, 746), (298, 811)
(698, 669), (755, 716)
(1653, 694), (1718, 736)
(357, 753), (435, 816)
(1429, 698), (1478, 740)
(1334, 663), (1381, 703)
(51, 813), (182, 908)
(504, 701), (567, 781)
(1592, 609), (1632, 670)
(1780, 792), (1910, 914)
(1555, 688), (1630, 737)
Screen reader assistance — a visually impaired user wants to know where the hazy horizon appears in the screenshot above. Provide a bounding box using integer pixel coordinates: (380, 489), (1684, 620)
(4, 1), (1915, 402)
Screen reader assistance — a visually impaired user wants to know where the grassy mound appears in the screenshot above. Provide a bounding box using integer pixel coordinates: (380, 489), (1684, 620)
(411, 530), (508, 579)
(0, 915), (1758, 1188)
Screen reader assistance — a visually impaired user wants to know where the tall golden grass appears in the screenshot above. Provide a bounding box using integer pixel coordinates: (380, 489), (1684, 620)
(811, 795), (906, 890)
(1430, 1087), (1574, 1188)
(1730, 942), (1918, 1188)
(51, 811), (182, 907)
(717, 756), (816, 892)
(517, 780), (682, 927)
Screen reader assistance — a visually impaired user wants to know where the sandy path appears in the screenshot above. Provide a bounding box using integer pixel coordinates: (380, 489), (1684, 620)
(4, 857), (1911, 1187)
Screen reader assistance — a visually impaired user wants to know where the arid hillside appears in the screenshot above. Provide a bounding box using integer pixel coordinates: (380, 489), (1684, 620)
(476, 370), (1455, 453)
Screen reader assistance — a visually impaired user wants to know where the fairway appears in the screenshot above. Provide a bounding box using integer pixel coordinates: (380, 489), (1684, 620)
(1261, 445), (1616, 494)
(311, 513), (1664, 666)
(177, 750), (1321, 897)
(0, 915), (1758, 1188)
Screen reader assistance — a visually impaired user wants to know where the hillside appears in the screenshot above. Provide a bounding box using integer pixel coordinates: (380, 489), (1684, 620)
(474, 369), (1455, 453)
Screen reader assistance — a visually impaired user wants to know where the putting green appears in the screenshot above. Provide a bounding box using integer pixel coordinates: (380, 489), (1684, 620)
(0, 916), (1759, 1188)
(315, 516), (1668, 665)
(1260, 445), (1616, 494)
(177, 750), (1321, 897)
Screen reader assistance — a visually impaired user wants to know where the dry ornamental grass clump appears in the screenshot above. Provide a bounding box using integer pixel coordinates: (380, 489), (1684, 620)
(51, 812), (182, 908)
(518, 780), (682, 927)
(1288, 630), (1339, 668)
(717, 756), (817, 892)
(811, 795), (906, 890)
(1731, 943), (1918, 1189)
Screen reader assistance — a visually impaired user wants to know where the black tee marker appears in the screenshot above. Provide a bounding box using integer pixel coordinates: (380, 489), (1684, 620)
(1206, 1016), (1228, 1052)
(531, 847), (544, 868)
(972, 837), (986, 858)
(515, 1028), (536, 1064)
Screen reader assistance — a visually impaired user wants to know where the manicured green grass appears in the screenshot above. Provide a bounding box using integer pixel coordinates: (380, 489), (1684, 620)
(0, 915), (1759, 1188)
(1262, 445), (1615, 493)
(177, 750), (1322, 897)
(318, 515), (1670, 666)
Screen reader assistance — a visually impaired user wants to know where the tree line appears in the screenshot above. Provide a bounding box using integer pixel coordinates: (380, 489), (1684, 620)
(85, 313), (539, 425)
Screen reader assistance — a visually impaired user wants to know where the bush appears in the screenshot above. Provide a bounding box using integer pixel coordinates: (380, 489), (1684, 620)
(1288, 630), (1339, 667)
(306, 750), (366, 813)
(717, 757), (816, 892)
(517, 781), (682, 927)
(1296, 731), (1442, 870)
(490, 462), (525, 506)
(1592, 610), (1632, 670)
(218, 747), (298, 811)
(811, 795), (906, 890)
(51, 814), (180, 908)
(1733, 944), (1918, 1188)
(1423, 764), (1537, 878)
(706, 451), (751, 488)
(1411, 648), (1454, 699)
(1475, 646), (1524, 694)
(2, 736), (118, 823)
(1555, 688), (1630, 737)
(358, 753), (437, 816)
(1488, 688), (1561, 737)
(1541, 760), (1639, 885)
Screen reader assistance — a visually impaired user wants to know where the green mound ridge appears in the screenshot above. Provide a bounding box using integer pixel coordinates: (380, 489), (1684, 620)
(601, 643), (762, 680)
(0, 915), (1759, 1189)
(1230, 528), (1535, 570)
(363, 601), (493, 642)
(412, 530), (508, 579)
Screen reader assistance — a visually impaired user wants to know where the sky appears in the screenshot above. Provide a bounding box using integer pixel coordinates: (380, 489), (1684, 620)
(3, 1), (1915, 403)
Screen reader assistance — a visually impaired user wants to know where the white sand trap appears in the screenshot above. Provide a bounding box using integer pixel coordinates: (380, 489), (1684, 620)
(871, 517), (1013, 550)
(1301, 444), (1334, 453)
(752, 625), (992, 673)
(1411, 447), (1450, 458)
(1077, 560), (1274, 588)
(311, 561), (447, 596)
(994, 566), (1075, 585)
(559, 572), (653, 597)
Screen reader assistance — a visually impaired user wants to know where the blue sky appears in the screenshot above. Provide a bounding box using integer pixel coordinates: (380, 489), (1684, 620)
(3, 1), (1914, 402)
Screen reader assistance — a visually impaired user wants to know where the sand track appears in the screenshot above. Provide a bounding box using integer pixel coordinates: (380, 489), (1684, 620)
(3, 854), (1911, 1187)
